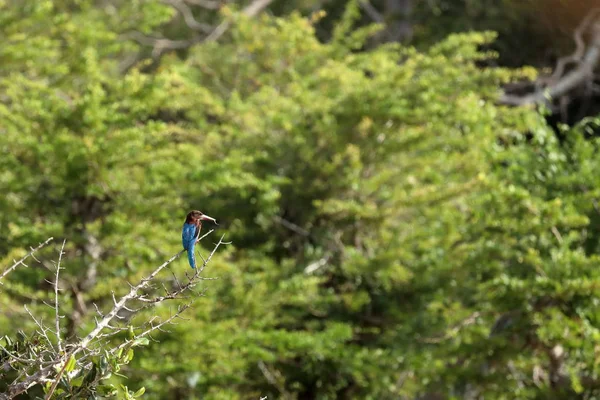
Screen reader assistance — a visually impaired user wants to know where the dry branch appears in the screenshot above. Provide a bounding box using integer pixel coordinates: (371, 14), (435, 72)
(501, 13), (600, 107)
(204, 0), (274, 42)
(135, 236), (221, 303)
(0, 237), (53, 284)
(75, 229), (216, 354)
(163, 0), (213, 33)
(121, 0), (274, 67)
(359, 0), (384, 23)
(0, 230), (226, 399)
(54, 240), (66, 353)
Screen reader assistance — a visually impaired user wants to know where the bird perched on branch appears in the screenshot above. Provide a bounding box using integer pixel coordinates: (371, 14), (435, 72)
(182, 210), (217, 269)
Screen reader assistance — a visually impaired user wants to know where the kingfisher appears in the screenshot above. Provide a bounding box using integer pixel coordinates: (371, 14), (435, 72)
(182, 210), (217, 269)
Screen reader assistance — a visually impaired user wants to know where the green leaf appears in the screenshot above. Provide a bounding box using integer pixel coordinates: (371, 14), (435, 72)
(70, 375), (84, 387)
(132, 337), (149, 347)
(83, 365), (97, 386)
(98, 384), (118, 397)
(64, 355), (76, 373)
(123, 348), (134, 363)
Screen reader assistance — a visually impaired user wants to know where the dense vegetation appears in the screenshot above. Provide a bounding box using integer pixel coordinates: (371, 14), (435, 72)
(2, 0), (600, 399)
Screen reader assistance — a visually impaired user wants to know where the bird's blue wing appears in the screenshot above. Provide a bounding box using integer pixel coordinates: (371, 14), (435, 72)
(182, 223), (197, 250)
(182, 223), (201, 269)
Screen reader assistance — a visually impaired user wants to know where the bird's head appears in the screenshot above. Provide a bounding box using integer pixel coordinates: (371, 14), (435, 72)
(186, 210), (217, 225)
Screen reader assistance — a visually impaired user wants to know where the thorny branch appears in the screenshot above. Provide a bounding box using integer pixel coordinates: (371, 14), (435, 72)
(0, 230), (226, 399)
(109, 302), (193, 357)
(75, 230), (216, 354)
(54, 240), (66, 354)
(23, 305), (56, 352)
(135, 231), (226, 303)
(0, 237), (54, 284)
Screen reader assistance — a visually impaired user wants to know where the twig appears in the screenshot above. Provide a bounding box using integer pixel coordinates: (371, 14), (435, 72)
(2, 231), (224, 398)
(23, 306), (55, 352)
(204, 0), (274, 42)
(44, 353), (71, 400)
(163, 0), (213, 33)
(54, 240), (66, 353)
(0, 237), (54, 283)
(257, 361), (292, 400)
(110, 303), (193, 356)
(273, 216), (310, 237)
(74, 231), (210, 354)
(359, 0), (384, 23)
(136, 233), (226, 303)
(551, 226), (564, 244)
(420, 312), (482, 343)
(0, 344), (37, 365)
(119, 0), (274, 73)
(123, 0), (275, 59)
(120, 30), (195, 59)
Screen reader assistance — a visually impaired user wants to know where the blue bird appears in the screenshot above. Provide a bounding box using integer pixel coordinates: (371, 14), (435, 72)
(182, 210), (217, 269)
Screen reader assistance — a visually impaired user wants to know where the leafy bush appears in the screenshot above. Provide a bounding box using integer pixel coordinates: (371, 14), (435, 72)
(2, 1), (600, 399)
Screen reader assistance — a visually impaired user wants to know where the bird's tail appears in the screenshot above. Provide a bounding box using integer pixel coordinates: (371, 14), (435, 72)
(187, 243), (196, 269)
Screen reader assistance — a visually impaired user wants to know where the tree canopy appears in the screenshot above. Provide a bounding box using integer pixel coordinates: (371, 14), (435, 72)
(2, 1), (600, 399)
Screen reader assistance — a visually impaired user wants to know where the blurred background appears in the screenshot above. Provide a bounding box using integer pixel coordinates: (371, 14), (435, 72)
(3, 0), (600, 398)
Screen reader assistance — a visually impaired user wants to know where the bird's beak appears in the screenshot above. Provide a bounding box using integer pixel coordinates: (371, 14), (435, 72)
(200, 214), (218, 225)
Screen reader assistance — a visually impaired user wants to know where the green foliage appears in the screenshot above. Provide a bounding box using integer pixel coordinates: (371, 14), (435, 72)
(0, 329), (146, 398)
(2, 1), (600, 399)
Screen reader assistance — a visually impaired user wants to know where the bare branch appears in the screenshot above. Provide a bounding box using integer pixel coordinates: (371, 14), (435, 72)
(120, 30), (194, 53)
(501, 15), (600, 106)
(419, 312), (482, 343)
(0, 237), (53, 283)
(204, 0), (274, 43)
(359, 0), (384, 23)
(93, 303), (104, 317)
(163, 0), (213, 33)
(258, 361), (292, 400)
(0, 344), (37, 365)
(74, 230), (214, 355)
(24, 306), (56, 352)
(44, 352), (71, 400)
(122, 0), (275, 63)
(273, 216), (310, 237)
(1, 230), (224, 398)
(110, 303), (193, 355)
(54, 240), (66, 353)
(548, 8), (600, 84)
(136, 234), (226, 303)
